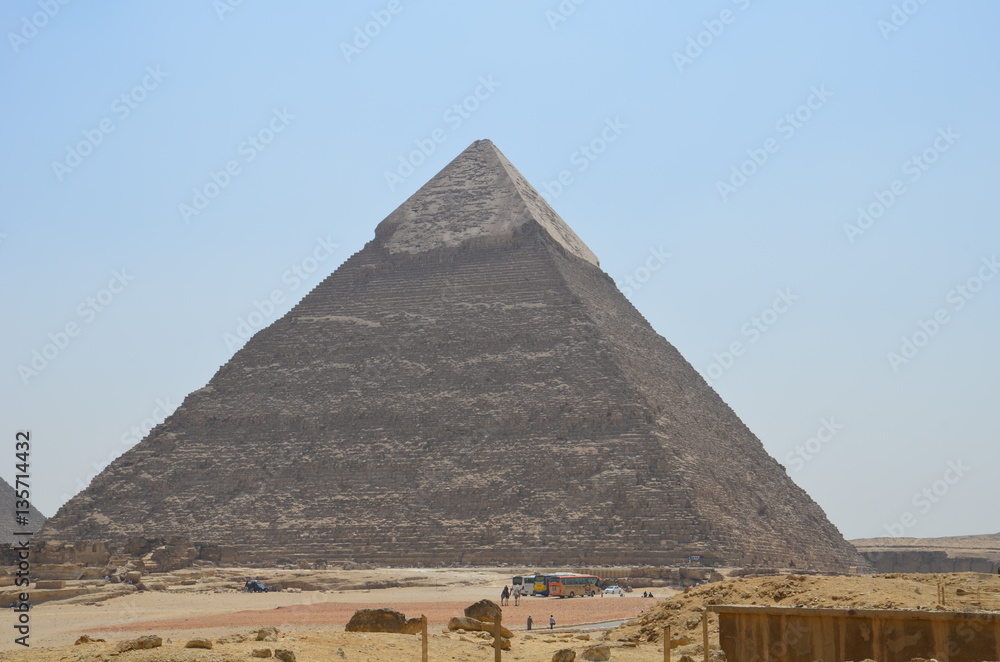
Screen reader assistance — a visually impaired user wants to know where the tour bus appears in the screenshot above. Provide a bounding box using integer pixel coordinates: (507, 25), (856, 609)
(548, 574), (602, 598)
(532, 574), (557, 596)
(512, 575), (534, 591)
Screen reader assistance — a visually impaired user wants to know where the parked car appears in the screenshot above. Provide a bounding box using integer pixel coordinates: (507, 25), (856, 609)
(244, 579), (269, 593)
(603, 585), (623, 595)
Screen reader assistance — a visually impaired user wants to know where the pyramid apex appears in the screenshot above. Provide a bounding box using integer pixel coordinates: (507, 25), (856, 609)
(376, 140), (599, 266)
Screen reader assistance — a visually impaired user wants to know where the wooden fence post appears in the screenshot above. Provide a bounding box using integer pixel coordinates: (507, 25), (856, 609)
(421, 614), (428, 662)
(664, 624), (671, 662)
(494, 612), (503, 662)
(703, 610), (710, 662)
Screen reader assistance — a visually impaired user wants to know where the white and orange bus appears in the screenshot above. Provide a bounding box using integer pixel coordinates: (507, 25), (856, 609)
(547, 574), (601, 598)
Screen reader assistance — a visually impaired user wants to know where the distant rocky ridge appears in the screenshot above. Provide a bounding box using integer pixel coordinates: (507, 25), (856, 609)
(853, 533), (1000, 573)
(40, 139), (862, 571)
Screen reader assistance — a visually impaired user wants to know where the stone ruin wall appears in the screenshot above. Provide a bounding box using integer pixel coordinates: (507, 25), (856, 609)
(0, 537), (241, 577)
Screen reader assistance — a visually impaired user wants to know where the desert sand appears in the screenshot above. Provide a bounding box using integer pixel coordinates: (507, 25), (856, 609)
(3, 567), (999, 661)
(0, 567), (662, 660)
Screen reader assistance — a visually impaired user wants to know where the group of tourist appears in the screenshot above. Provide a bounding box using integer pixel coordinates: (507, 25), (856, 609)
(524, 614), (555, 631)
(499, 583), (525, 606)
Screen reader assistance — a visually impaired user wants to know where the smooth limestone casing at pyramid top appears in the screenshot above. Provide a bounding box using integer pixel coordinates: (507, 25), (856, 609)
(42, 140), (863, 570)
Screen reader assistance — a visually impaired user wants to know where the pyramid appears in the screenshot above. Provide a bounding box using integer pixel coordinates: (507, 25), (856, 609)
(1, 477), (46, 544)
(41, 140), (862, 570)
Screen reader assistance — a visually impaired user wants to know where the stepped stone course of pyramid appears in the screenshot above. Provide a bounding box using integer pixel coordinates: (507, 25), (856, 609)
(41, 140), (862, 571)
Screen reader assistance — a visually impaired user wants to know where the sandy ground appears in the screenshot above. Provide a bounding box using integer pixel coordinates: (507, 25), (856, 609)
(0, 568), (667, 660)
(2, 628), (666, 662)
(5, 568), (998, 661)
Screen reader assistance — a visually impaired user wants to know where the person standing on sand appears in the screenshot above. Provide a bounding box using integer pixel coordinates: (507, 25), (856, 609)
(527, 615), (533, 630)
(549, 614), (555, 630)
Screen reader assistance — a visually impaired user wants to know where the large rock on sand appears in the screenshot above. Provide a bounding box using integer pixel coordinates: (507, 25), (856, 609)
(185, 638), (213, 649)
(115, 635), (162, 653)
(581, 643), (612, 661)
(449, 616), (484, 632)
(402, 617), (425, 635)
(256, 627), (280, 642)
(465, 599), (502, 623)
(449, 616), (513, 638)
(346, 607), (407, 633)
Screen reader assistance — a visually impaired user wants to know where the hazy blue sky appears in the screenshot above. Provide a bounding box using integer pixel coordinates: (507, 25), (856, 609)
(2, 1), (997, 542)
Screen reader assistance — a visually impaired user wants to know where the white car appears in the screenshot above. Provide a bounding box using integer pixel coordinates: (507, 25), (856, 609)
(603, 585), (623, 595)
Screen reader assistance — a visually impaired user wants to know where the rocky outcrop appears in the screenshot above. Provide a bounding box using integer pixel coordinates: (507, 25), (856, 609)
(39, 140), (862, 571)
(860, 550), (997, 574)
(449, 616), (484, 632)
(256, 627), (280, 642)
(115, 635), (162, 653)
(345, 608), (408, 633)
(402, 618), (425, 635)
(581, 644), (612, 661)
(449, 616), (513, 638)
(465, 599), (502, 624)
